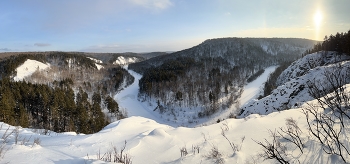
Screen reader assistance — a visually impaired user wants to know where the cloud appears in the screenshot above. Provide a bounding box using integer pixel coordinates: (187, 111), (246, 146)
(0, 48), (11, 51)
(81, 38), (202, 53)
(130, 0), (173, 10)
(19, 0), (173, 33)
(90, 44), (120, 49)
(34, 43), (51, 47)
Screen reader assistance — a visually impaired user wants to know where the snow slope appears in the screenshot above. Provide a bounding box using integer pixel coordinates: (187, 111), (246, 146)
(1, 100), (348, 163)
(13, 59), (50, 81)
(239, 52), (350, 118)
(87, 57), (103, 64)
(276, 51), (350, 86)
(87, 57), (104, 70)
(95, 64), (104, 70)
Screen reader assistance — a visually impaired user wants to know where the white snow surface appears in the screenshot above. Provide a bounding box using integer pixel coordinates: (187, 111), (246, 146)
(114, 69), (172, 126)
(239, 66), (278, 106)
(13, 59), (50, 81)
(113, 56), (138, 65)
(95, 64), (104, 70)
(2, 99), (349, 163)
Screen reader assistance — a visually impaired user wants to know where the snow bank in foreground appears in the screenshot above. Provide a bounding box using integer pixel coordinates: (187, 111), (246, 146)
(1, 104), (347, 163)
(13, 59), (50, 81)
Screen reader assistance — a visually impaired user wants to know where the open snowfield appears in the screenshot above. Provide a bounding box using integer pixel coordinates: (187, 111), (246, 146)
(13, 59), (50, 81)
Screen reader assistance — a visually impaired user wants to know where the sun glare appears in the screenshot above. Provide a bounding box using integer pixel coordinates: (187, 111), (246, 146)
(314, 11), (322, 28)
(313, 10), (323, 40)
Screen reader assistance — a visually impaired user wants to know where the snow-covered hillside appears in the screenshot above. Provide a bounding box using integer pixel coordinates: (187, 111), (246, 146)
(13, 59), (50, 81)
(113, 56), (138, 65)
(239, 52), (350, 118)
(87, 57), (103, 64)
(87, 57), (104, 70)
(276, 51), (350, 85)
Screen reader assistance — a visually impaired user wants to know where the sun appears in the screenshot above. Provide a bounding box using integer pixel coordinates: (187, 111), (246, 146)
(314, 11), (322, 27)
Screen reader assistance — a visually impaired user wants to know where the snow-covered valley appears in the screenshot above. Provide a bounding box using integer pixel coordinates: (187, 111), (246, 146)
(114, 65), (277, 128)
(1, 49), (350, 163)
(3, 51), (350, 163)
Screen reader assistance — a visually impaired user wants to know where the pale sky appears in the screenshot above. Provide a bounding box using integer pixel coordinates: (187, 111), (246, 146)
(0, 0), (349, 53)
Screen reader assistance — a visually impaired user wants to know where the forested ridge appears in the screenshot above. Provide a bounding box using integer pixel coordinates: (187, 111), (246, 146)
(0, 52), (134, 133)
(131, 38), (317, 119)
(0, 78), (108, 133)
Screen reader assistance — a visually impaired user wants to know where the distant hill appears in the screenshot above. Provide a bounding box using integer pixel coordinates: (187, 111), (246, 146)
(129, 38), (318, 74)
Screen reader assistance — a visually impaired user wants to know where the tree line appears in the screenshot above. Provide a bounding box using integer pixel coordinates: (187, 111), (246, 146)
(0, 78), (113, 134)
(138, 56), (245, 117)
(305, 30), (350, 55)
